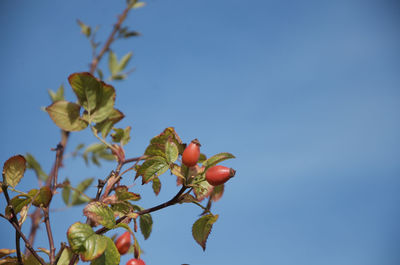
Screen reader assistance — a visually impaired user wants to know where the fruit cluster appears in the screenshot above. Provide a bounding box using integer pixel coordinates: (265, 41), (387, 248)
(182, 139), (236, 186)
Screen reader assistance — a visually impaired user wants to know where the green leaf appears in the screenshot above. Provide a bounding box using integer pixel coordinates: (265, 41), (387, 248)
(71, 178), (94, 205)
(5, 194), (30, 218)
(67, 222), (107, 261)
(46, 100), (89, 131)
(148, 127), (185, 155)
(151, 177), (161, 196)
(165, 140), (178, 164)
(2, 155), (26, 188)
(110, 201), (134, 218)
(135, 156), (169, 184)
(90, 237), (120, 265)
(115, 186), (140, 201)
(139, 213), (153, 240)
(203, 152), (236, 170)
(83, 202), (116, 229)
(77, 19), (91, 37)
(108, 51), (118, 76)
(117, 52), (132, 73)
(68, 72), (116, 123)
(192, 214), (218, 251)
(31, 186), (52, 207)
(56, 247), (74, 265)
(25, 153), (48, 181)
(94, 109), (125, 138)
(62, 178), (71, 206)
(48, 84), (65, 102)
(111, 126), (131, 146)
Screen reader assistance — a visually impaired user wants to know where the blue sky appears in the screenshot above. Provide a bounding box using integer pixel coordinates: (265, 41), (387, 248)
(1, 0), (399, 264)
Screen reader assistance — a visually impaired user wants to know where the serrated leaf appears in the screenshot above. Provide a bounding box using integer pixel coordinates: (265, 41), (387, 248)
(25, 153), (48, 181)
(148, 127), (184, 155)
(46, 100), (89, 131)
(139, 213), (152, 240)
(117, 52), (132, 73)
(115, 186), (140, 201)
(71, 178), (93, 205)
(67, 222), (107, 261)
(192, 214), (218, 251)
(83, 202), (116, 228)
(136, 157), (169, 184)
(0, 249), (16, 259)
(56, 247), (74, 265)
(90, 237), (120, 265)
(151, 177), (161, 196)
(68, 72), (116, 123)
(203, 153), (236, 170)
(165, 140), (178, 164)
(144, 144), (166, 158)
(2, 155), (26, 188)
(95, 109), (125, 138)
(108, 51), (118, 76)
(48, 84), (65, 102)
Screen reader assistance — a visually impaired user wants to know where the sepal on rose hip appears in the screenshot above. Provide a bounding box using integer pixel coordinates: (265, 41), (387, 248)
(205, 165), (236, 186)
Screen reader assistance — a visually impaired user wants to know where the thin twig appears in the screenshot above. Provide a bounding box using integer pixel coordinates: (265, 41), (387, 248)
(26, 131), (69, 255)
(89, 5), (131, 74)
(2, 185), (23, 265)
(0, 213), (46, 265)
(95, 186), (188, 235)
(43, 208), (55, 265)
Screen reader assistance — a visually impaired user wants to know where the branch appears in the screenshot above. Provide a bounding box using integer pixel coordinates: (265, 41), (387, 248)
(89, 5), (131, 74)
(95, 186), (188, 235)
(43, 208), (55, 265)
(26, 130), (69, 255)
(2, 185), (23, 265)
(0, 213), (46, 265)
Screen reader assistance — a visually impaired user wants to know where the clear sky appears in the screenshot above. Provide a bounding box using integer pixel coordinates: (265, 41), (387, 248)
(1, 0), (399, 264)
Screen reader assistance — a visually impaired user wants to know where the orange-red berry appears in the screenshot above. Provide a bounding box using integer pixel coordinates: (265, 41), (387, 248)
(205, 165), (236, 186)
(115, 231), (131, 255)
(126, 259), (146, 265)
(182, 139), (201, 167)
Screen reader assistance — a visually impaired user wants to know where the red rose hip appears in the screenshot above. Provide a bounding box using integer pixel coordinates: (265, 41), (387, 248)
(115, 231), (131, 255)
(126, 259), (146, 265)
(205, 165), (236, 186)
(182, 139), (201, 167)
